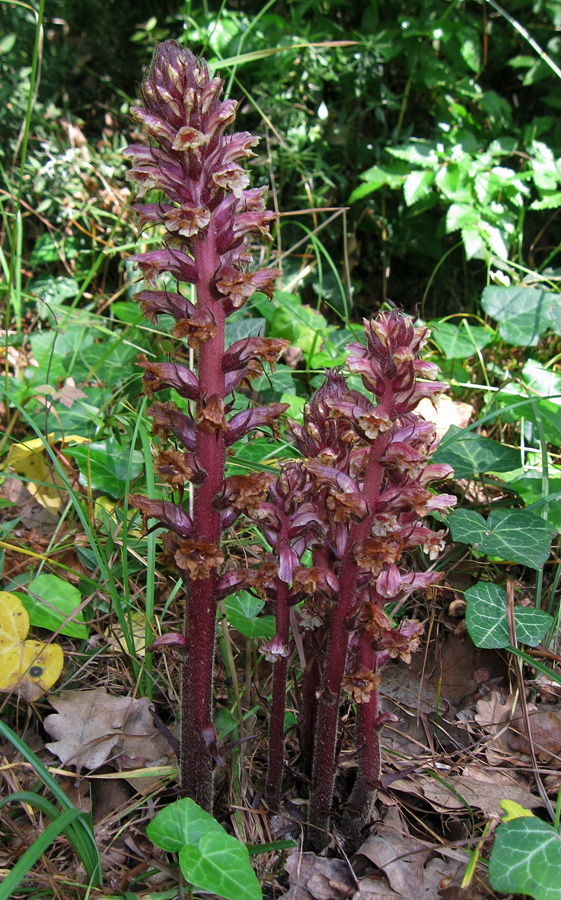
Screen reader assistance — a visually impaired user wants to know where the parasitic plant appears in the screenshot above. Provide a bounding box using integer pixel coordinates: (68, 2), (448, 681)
(125, 41), (456, 846)
(296, 310), (457, 849)
(125, 41), (288, 812)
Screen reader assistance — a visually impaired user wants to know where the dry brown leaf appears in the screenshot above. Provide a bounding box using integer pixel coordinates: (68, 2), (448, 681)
(356, 807), (426, 898)
(390, 770), (542, 817)
(509, 707), (561, 764)
(44, 689), (171, 772)
(283, 852), (355, 900)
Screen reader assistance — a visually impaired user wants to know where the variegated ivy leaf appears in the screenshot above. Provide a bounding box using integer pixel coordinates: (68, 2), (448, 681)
(465, 582), (553, 649)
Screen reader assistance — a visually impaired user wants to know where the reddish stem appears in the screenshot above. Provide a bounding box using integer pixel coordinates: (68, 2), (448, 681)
(180, 226), (226, 812)
(341, 632), (381, 850)
(307, 419), (392, 850)
(265, 577), (290, 811)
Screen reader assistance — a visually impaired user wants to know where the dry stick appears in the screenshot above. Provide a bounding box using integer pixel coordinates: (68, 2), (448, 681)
(505, 577), (555, 820)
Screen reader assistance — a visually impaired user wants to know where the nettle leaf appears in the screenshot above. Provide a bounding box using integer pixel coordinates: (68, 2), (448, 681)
(147, 799), (261, 900)
(430, 320), (494, 359)
(448, 508), (552, 570)
(433, 425), (519, 479)
(489, 818), (561, 900)
(481, 285), (561, 346)
(387, 140), (440, 168)
(446, 202), (479, 233)
(403, 169), (435, 206)
(465, 582), (553, 649)
(225, 592), (275, 639)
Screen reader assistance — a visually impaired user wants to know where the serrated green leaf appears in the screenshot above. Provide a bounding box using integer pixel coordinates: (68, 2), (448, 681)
(489, 818), (561, 900)
(530, 191), (561, 210)
(446, 203), (478, 233)
(433, 425), (519, 479)
(23, 574), (88, 640)
(179, 832), (261, 900)
(448, 508), (552, 569)
(465, 582), (553, 649)
(387, 140), (439, 168)
(403, 169), (435, 206)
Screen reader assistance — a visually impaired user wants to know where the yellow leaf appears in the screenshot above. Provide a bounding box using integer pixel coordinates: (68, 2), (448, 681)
(0, 591), (64, 701)
(500, 799), (536, 822)
(5, 434), (90, 513)
(106, 611), (147, 656)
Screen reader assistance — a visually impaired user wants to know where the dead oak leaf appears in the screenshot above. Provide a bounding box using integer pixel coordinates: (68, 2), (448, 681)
(282, 852), (355, 900)
(44, 689), (170, 773)
(390, 770), (542, 818)
(356, 807), (426, 898)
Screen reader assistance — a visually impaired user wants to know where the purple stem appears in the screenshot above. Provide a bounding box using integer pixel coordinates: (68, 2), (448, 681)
(265, 577), (290, 811)
(180, 228), (225, 812)
(307, 399), (394, 850)
(341, 631), (381, 850)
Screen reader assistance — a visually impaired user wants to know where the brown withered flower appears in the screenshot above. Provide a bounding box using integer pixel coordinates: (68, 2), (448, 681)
(175, 539), (225, 580)
(342, 669), (382, 704)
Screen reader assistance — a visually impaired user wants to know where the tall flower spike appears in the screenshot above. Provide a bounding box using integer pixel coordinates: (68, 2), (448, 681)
(305, 309), (456, 852)
(126, 42), (286, 812)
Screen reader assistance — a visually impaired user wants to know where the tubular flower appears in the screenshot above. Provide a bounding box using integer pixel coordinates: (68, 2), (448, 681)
(125, 41), (287, 813)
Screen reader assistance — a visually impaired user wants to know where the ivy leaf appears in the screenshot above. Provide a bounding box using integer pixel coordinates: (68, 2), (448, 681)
(64, 439), (144, 499)
(433, 425), (519, 479)
(147, 799), (262, 900)
(147, 798), (223, 852)
(465, 582), (553, 649)
(430, 320), (494, 360)
(489, 818), (561, 900)
(23, 574), (88, 640)
(481, 285), (561, 346)
(179, 832), (262, 900)
(225, 592), (275, 639)
(448, 508), (552, 570)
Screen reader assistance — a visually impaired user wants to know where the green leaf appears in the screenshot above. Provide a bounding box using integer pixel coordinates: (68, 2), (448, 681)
(489, 818), (561, 900)
(430, 320), (494, 359)
(23, 574), (88, 639)
(147, 798), (223, 852)
(481, 285), (561, 346)
(521, 359), (561, 405)
(506, 472), (561, 533)
(387, 140), (440, 168)
(465, 582), (553, 649)
(448, 508), (552, 569)
(64, 439), (144, 498)
(495, 389), (561, 445)
(179, 832), (262, 900)
(147, 799), (262, 900)
(225, 592), (276, 639)
(446, 203), (478, 233)
(433, 425), (520, 479)
(403, 169), (435, 206)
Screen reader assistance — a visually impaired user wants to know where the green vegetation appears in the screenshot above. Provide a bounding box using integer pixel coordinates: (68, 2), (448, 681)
(2, 2), (561, 898)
